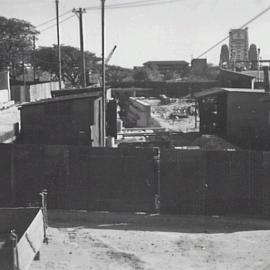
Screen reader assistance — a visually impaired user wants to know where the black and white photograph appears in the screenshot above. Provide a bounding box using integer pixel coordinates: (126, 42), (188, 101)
(0, 0), (270, 269)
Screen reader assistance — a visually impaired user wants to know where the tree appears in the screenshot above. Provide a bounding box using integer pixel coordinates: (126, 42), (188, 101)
(133, 68), (150, 82)
(106, 65), (133, 84)
(133, 65), (163, 82)
(249, 44), (258, 70)
(219, 44), (229, 68)
(0, 16), (39, 80)
(146, 64), (164, 81)
(34, 45), (100, 87)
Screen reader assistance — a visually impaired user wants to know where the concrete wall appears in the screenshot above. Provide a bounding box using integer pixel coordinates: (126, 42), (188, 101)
(127, 97), (152, 127)
(11, 81), (60, 103)
(0, 89), (9, 103)
(0, 71), (10, 102)
(29, 82), (57, 101)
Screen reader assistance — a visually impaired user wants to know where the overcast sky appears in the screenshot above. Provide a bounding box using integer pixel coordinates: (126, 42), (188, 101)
(1, 0), (270, 68)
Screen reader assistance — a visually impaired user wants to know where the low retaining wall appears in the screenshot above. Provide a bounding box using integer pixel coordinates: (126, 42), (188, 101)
(0, 207), (45, 270)
(126, 97), (161, 128)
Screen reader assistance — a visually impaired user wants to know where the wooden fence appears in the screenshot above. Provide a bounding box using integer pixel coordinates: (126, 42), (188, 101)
(1, 144), (270, 216)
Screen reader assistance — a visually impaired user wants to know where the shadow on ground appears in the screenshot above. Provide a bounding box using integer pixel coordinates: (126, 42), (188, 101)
(48, 210), (270, 234)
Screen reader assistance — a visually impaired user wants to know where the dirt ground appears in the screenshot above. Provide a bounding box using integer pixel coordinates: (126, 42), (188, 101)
(30, 211), (270, 270)
(150, 98), (198, 133)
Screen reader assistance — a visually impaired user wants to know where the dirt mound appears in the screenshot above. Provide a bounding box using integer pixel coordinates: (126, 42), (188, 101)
(191, 134), (238, 150)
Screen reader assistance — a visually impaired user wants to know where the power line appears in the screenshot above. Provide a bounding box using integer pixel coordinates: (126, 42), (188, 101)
(35, 0), (171, 28)
(105, 0), (182, 10)
(35, 0), (181, 31)
(39, 14), (76, 33)
(196, 5), (270, 59)
(36, 9), (72, 28)
(85, 0), (182, 10)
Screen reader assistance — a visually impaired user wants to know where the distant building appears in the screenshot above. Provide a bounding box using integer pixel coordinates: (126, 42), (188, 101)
(195, 87), (270, 150)
(229, 28), (249, 70)
(19, 92), (104, 146)
(143, 61), (189, 77)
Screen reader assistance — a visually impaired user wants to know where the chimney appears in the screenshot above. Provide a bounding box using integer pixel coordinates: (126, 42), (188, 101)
(263, 66), (270, 92)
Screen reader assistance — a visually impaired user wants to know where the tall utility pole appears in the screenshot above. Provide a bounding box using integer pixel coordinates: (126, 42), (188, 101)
(72, 8), (86, 88)
(33, 36), (36, 81)
(55, 0), (62, 90)
(101, 0), (106, 147)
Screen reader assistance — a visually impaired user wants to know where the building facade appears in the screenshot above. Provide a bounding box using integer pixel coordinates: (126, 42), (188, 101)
(229, 28), (249, 70)
(143, 61), (189, 78)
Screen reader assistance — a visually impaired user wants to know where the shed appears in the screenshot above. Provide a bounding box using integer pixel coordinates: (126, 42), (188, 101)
(195, 87), (270, 149)
(19, 92), (103, 146)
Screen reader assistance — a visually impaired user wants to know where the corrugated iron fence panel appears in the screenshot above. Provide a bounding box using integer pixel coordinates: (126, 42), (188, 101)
(13, 144), (45, 206)
(0, 143), (268, 216)
(262, 152), (270, 216)
(205, 151), (263, 215)
(13, 144), (67, 209)
(67, 147), (156, 212)
(160, 149), (264, 215)
(160, 149), (205, 214)
(0, 144), (12, 206)
(206, 151), (264, 215)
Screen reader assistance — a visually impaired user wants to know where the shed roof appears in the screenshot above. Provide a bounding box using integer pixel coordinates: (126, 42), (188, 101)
(19, 92), (102, 108)
(219, 68), (256, 79)
(241, 70), (270, 81)
(194, 87), (265, 98)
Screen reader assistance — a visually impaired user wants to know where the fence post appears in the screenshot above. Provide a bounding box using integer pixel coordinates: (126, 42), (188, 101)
(153, 147), (160, 213)
(63, 147), (70, 209)
(40, 189), (48, 244)
(202, 151), (208, 215)
(10, 229), (19, 270)
(10, 145), (16, 206)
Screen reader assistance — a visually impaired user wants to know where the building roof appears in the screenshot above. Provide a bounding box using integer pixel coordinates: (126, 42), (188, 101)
(111, 87), (153, 92)
(51, 87), (103, 97)
(143, 60), (189, 66)
(220, 68), (256, 79)
(241, 70), (270, 81)
(19, 91), (102, 108)
(194, 87), (265, 98)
